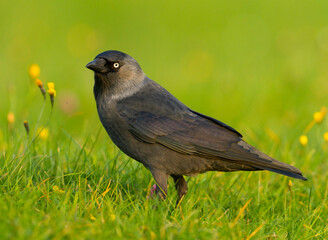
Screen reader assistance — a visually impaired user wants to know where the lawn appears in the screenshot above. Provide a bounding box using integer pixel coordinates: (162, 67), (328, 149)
(1, 0), (328, 239)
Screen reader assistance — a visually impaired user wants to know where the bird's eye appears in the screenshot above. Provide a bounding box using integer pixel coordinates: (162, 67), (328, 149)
(113, 62), (120, 68)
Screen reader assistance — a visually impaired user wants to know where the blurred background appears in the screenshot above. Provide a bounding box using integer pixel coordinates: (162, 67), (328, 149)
(1, 0), (328, 150)
(1, 2), (328, 238)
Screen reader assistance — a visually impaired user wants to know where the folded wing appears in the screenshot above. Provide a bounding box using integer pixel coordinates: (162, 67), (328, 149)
(117, 80), (306, 180)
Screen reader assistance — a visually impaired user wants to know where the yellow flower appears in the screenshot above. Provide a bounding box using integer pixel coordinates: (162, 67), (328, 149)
(299, 135), (308, 146)
(314, 112), (324, 123)
(29, 64), (40, 79)
(7, 112), (15, 123)
(48, 82), (55, 90)
(35, 79), (46, 99)
(47, 82), (56, 97)
(110, 214), (116, 221)
(52, 185), (65, 194)
(47, 82), (56, 107)
(288, 180), (293, 191)
(90, 215), (96, 221)
(150, 231), (156, 240)
(23, 120), (29, 134)
(324, 132), (328, 142)
(35, 78), (43, 87)
(38, 127), (49, 140)
(313, 107), (327, 123)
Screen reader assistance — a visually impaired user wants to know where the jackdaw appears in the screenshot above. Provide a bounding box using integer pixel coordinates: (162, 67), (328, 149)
(86, 50), (307, 203)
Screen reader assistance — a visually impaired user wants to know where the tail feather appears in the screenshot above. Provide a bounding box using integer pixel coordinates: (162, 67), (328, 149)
(221, 140), (307, 180)
(258, 166), (307, 180)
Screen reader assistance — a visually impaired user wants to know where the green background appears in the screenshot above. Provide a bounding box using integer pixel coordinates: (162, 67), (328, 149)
(1, 0), (328, 239)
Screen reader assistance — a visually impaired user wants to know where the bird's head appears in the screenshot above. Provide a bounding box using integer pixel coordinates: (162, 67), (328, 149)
(86, 50), (145, 99)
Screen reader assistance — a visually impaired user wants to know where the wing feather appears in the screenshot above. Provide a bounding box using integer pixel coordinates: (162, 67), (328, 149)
(116, 79), (306, 180)
(117, 80), (241, 157)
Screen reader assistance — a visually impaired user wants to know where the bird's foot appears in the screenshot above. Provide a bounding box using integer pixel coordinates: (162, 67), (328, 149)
(147, 184), (157, 199)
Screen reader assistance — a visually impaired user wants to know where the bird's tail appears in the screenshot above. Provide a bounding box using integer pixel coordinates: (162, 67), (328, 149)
(257, 165), (307, 180)
(224, 140), (307, 181)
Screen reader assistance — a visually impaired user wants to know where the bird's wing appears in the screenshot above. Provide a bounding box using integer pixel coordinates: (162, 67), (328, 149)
(117, 80), (242, 157)
(116, 79), (306, 180)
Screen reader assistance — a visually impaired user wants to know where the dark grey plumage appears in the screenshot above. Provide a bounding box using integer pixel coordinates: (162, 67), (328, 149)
(86, 50), (307, 203)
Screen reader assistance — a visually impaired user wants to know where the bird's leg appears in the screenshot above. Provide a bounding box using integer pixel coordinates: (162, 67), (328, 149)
(150, 170), (168, 200)
(172, 175), (188, 205)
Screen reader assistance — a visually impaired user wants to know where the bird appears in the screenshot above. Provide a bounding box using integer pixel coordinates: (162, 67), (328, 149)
(86, 50), (307, 204)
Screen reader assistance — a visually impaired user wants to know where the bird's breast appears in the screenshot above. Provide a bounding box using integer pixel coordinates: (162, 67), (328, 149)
(96, 100), (145, 160)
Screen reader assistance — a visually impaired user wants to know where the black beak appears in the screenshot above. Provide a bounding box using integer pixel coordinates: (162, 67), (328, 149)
(86, 58), (107, 73)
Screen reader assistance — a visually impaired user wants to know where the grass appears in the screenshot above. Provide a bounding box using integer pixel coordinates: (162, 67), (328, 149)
(1, 0), (328, 239)
(1, 80), (327, 240)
